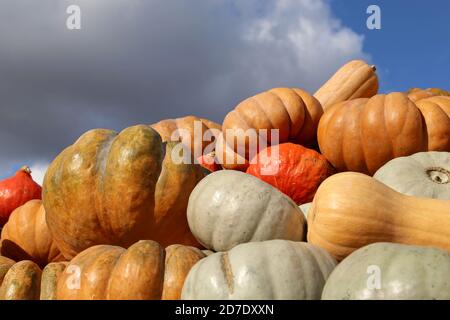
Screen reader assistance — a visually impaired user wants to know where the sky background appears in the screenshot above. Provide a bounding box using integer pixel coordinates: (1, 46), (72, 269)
(0, 0), (449, 183)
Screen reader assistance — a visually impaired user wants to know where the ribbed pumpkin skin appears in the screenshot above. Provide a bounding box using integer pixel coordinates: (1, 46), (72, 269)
(322, 243), (450, 300)
(151, 116), (222, 160)
(314, 60), (378, 110)
(187, 170), (306, 252)
(407, 88), (450, 102)
(318, 93), (427, 174)
(162, 245), (205, 300)
(0, 256), (15, 285)
(43, 126), (206, 260)
(220, 88), (323, 171)
(0, 167), (42, 226)
(0, 260), (41, 300)
(415, 96), (450, 151)
(153, 142), (207, 248)
(40, 262), (68, 300)
(246, 143), (334, 204)
(307, 172), (450, 261)
(57, 241), (203, 300)
(374, 151), (450, 199)
(1, 200), (62, 267)
(181, 240), (337, 300)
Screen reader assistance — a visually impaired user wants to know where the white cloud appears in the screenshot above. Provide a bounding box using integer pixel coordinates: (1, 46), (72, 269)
(0, 0), (369, 170)
(30, 162), (49, 186)
(241, 0), (367, 90)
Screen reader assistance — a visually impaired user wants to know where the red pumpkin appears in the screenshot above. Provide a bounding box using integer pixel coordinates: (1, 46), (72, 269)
(197, 151), (221, 172)
(246, 143), (334, 204)
(0, 166), (42, 226)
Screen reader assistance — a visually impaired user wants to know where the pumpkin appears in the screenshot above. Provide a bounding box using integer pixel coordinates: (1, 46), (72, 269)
(374, 151), (450, 199)
(214, 132), (249, 171)
(0, 256), (15, 285)
(43, 125), (207, 260)
(246, 143), (334, 204)
(314, 60), (378, 110)
(318, 92), (450, 175)
(407, 88), (450, 102)
(197, 151), (221, 172)
(322, 243), (450, 300)
(1, 199), (62, 267)
(0, 166), (42, 226)
(307, 172), (450, 261)
(0, 260), (41, 300)
(40, 262), (68, 300)
(151, 116), (222, 160)
(220, 88), (323, 171)
(187, 170), (306, 252)
(414, 96), (450, 151)
(56, 240), (204, 300)
(162, 244), (206, 300)
(181, 240), (337, 300)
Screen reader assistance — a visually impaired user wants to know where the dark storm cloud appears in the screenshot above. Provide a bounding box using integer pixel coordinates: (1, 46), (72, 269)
(0, 0), (367, 178)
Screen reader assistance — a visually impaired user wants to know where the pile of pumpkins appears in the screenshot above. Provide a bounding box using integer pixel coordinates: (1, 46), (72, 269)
(1, 60), (450, 300)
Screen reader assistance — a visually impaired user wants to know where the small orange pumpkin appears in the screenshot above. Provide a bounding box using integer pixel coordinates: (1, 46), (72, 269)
(0, 166), (42, 226)
(246, 143), (334, 204)
(1, 199), (62, 268)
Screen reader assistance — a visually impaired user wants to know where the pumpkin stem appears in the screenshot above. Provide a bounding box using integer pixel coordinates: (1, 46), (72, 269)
(371, 65), (376, 72)
(19, 166), (32, 175)
(426, 167), (449, 184)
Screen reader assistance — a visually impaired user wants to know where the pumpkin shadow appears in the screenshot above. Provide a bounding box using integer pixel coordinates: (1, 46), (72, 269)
(0, 239), (40, 267)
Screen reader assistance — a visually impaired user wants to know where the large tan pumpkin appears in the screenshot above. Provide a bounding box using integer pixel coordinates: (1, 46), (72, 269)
(314, 60), (378, 110)
(151, 116), (221, 160)
(318, 92), (450, 174)
(56, 240), (204, 300)
(43, 125), (207, 260)
(1, 199), (62, 267)
(220, 88), (323, 170)
(307, 172), (450, 261)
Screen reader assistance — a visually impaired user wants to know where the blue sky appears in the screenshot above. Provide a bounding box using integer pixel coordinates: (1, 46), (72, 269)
(0, 0), (448, 181)
(330, 0), (449, 92)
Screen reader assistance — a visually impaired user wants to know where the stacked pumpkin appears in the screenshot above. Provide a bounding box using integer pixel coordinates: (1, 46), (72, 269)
(1, 59), (450, 300)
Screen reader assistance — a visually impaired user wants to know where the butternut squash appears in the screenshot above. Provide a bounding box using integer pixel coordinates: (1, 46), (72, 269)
(307, 172), (450, 261)
(314, 60), (378, 110)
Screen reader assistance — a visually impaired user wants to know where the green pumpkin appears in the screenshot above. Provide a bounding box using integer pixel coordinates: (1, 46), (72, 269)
(322, 242), (450, 300)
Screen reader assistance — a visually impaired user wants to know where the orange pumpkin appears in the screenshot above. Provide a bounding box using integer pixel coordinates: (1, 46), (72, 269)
(318, 92), (450, 175)
(1, 199), (62, 267)
(415, 96), (450, 151)
(220, 88), (323, 171)
(246, 143), (334, 204)
(151, 116), (221, 160)
(407, 88), (450, 102)
(56, 240), (204, 300)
